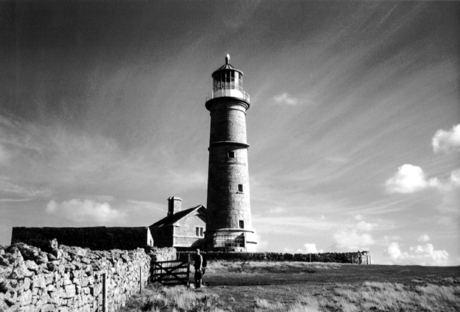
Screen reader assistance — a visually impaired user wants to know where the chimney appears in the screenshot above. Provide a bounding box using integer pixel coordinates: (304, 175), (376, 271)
(167, 196), (182, 216)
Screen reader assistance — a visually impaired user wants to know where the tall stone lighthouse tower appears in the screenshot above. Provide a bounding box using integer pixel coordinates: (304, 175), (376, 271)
(204, 55), (258, 252)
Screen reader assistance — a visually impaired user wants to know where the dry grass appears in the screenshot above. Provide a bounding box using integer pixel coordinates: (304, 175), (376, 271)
(254, 297), (285, 311)
(122, 262), (460, 311)
(279, 282), (460, 312)
(205, 261), (339, 274)
(119, 283), (224, 312)
(215, 282), (460, 312)
(122, 282), (459, 312)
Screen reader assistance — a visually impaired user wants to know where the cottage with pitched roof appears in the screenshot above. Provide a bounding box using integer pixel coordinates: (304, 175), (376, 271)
(149, 197), (207, 251)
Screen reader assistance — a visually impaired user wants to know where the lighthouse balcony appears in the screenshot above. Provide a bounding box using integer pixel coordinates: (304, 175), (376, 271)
(206, 88), (250, 103)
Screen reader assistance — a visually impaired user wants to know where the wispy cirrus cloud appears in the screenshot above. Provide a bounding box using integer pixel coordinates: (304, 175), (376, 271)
(0, 179), (52, 199)
(126, 199), (166, 212)
(432, 124), (460, 153)
(0, 145), (11, 166)
(253, 215), (335, 235)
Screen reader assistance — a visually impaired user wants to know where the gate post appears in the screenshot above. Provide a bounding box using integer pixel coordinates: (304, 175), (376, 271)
(102, 272), (107, 312)
(139, 266), (142, 294)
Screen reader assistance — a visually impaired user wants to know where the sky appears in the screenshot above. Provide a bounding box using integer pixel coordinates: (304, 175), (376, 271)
(1, 1), (459, 266)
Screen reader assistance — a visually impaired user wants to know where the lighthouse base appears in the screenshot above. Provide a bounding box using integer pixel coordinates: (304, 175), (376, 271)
(204, 228), (258, 252)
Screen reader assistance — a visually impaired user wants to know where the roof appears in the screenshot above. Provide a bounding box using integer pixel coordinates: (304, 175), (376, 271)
(149, 205), (206, 228)
(212, 63), (244, 77)
(216, 63), (237, 71)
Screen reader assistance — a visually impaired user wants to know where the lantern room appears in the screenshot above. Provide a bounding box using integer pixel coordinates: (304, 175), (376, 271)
(207, 54), (250, 103)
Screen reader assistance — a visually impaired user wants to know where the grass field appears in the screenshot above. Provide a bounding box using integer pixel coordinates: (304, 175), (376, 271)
(120, 261), (460, 312)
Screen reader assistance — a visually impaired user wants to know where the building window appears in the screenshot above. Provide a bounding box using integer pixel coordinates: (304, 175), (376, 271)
(196, 226), (204, 237)
(239, 220), (244, 229)
(238, 184), (243, 192)
(228, 151), (235, 158)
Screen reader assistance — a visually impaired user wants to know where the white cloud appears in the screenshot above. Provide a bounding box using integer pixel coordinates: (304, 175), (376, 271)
(255, 233), (268, 252)
(167, 169), (207, 191)
(304, 243), (321, 253)
(432, 124), (460, 153)
(430, 169), (460, 192)
(385, 164), (435, 194)
(46, 199), (125, 223)
(283, 247), (294, 253)
(450, 169), (460, 185)
(253, 215), (334, 235)
(383, 235), (401, 243)
(333, 229), (374, 251)
(269, 207), (286, 214)
(356, 220), (376, 231)
(418, 234), (430, 242)
(386, 242), (449, 266)
(273, 93), (301, 106)
(332, 218), (375, 251)
(288, 244), (324, 254)
(126, 199), (165, 212)
(387, 242), (402, 259)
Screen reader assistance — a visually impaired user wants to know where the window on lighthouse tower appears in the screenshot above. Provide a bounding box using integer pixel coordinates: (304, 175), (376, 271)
(238, 184), (243, 192)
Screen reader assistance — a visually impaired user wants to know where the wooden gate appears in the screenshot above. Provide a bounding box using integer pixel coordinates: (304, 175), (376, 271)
(151, 260), (190, 286)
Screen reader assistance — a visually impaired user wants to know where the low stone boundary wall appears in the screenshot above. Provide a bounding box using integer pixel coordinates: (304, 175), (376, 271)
(148, 247), (176, 262)
(0, 243), (176, 312)
(177, 251), (370, 264)
(11, 227), (153, 251)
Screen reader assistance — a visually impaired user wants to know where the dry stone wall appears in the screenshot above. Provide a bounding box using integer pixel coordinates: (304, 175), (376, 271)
(0, 243), (175, 312)
(11, 227), (153, 251)
(177, 251), (370, 264)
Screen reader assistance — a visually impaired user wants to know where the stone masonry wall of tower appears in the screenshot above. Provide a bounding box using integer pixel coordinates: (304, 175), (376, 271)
(206, 99), (252, 232)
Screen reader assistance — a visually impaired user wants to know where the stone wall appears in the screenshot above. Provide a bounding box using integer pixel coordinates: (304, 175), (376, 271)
(0, 243), (176, 312)
(147, 247), (176, 262)
(177, 251), (371, 264)
(11, 227), (153, 251)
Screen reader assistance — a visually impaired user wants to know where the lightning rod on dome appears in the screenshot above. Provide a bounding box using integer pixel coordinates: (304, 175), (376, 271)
(226, 54), (230, 64)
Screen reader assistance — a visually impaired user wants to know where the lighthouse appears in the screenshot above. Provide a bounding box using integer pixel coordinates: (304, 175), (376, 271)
(204, 55), (258, 252)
